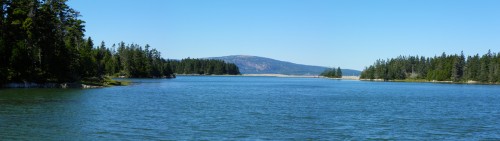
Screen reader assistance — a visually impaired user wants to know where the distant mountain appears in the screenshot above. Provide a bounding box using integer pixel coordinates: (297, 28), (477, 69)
(208, 55), (361, 76)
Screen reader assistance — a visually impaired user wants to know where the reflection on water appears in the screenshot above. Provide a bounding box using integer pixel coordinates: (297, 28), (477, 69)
(1, 76), (500, 140)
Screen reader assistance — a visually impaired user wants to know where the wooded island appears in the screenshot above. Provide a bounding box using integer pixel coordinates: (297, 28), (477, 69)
(320, 67), (343, 78)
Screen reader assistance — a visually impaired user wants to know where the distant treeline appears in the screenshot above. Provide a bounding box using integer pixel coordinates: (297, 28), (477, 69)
(0, 0), (239, 85)
(168, 58), (240, 75)
(321, 67), (343, 78)
(79, 42), (240, 78)
(90, 41), (175, 79)
(360, 50), (500, 83)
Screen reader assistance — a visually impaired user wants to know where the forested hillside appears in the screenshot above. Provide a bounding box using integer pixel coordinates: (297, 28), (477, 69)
(360, 51), (500, 83)
(210, 55), (361, 75)
(0, 0), (239, 85)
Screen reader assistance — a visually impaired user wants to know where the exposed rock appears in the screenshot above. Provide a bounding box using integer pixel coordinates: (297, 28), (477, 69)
(2, 82), (103, 89)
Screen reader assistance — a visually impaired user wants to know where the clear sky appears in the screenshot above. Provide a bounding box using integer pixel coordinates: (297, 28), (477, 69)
(67, 0), (500, 70)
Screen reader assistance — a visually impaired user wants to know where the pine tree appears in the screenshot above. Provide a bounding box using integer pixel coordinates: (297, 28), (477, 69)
(331, 68), (336, 78)
(451, 52), (465, 82)
(479, 50), (492, 82)
(336, 67), (342, 78)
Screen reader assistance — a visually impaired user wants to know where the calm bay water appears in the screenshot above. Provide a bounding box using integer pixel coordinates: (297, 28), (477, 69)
(1, 76), (500, 140)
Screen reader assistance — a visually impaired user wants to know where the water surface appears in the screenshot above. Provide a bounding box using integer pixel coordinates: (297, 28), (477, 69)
(1, 76), (499, 140)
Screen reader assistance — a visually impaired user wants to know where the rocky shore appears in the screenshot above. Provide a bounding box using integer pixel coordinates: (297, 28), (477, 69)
(2, 82), (103, 89)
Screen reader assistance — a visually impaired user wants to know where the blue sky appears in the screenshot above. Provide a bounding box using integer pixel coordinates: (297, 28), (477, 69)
(68, 0), (500, 70)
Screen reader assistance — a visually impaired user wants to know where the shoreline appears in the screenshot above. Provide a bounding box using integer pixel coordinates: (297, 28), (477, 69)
(242, 74), (320, 78)
(2, 82), (104, 89)
(175, 73), (362, 79)
(359, 79), (500, 85)
(173, 74), (319, 78)
(1, 79), (130, 89)
(175, 74), (241, 77)
(6, 76), (497, 88)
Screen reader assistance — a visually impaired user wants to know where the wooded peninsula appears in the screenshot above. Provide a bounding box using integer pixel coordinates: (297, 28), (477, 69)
(360, 51), (500, 84)
(0, 0), (239, 86)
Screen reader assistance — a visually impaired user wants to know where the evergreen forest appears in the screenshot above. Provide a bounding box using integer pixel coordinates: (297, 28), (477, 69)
(320, 67), (342, 78)
(0, 0), (239, 85)
(168, 58), (240, 75)
(360, 50), (500, 83)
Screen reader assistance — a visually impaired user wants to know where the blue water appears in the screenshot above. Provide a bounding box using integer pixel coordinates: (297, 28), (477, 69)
(1, 76), (500, 140)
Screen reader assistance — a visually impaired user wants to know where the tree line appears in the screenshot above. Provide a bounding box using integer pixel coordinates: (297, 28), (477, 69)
(76, 41), (240, 78)
(0, 0), (240, 85)
(89, 41), (176, 79)
(168, 58), (240, 75)
(360, 50), (500, 83)
(320, 67), (342, 78)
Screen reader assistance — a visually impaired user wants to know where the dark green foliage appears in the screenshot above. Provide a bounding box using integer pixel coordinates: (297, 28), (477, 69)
(336, 67), (342, 77)
(320, 67), (342, 78)
(360, 66), (376, 80)
(0, 0), (83, 83)
(451, 52), (465, 82)
(0, 0), (241, 85)
(0, 1), (178, 84)
(167, 58), (240, 75)
(113, 42), (176, 78)
(360, 51), (500, 83)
